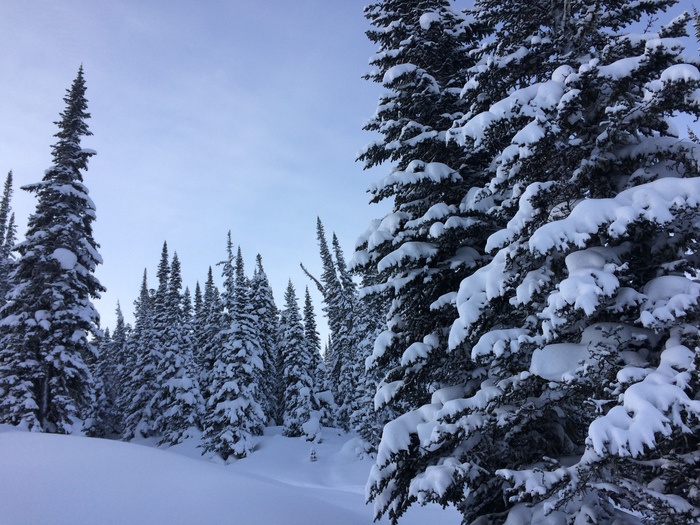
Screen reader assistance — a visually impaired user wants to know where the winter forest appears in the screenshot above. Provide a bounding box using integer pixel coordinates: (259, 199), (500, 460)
(1, 0), (700, 524)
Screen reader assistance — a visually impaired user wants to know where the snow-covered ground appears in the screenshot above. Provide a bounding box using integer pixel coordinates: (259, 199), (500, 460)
(0, 425), (460, 524)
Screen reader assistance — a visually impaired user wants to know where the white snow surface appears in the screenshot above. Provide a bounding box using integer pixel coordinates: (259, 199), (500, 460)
(0, 425), (460, 525)
(419, 12), (441, 30)
(530, 343), (590, 381)
(51, 247), (78, 270)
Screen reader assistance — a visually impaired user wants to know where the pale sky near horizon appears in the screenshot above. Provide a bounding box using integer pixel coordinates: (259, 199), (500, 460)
(0, 0), (390, 332)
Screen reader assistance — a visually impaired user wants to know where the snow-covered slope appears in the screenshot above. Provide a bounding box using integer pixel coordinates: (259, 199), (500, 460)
(0, 426), (460, 524)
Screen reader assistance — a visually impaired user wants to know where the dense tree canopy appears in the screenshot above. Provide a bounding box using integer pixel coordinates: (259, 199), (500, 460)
(365, 1), (700, 524)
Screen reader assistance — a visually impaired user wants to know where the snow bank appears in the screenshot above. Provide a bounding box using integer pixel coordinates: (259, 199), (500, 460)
(0, 426), (461, 525)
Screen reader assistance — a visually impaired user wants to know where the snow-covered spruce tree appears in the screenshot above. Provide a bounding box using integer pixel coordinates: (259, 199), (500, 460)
(354, 0), (493, 456)
(0, 67), (104, 433)
(85, 328), (110, 437)
(195, 266), (223, 399)
(333, 231), (388, 446)
(192, 280), (204, 361)
(303, 287), (324, 381)
(0, 171), (17, 303)
(303, 287), (335, 428)
(123, 244), (174, 439)
(152, 241), (171, 340)
(368, 3), (700, 524)
(251, 254), (281, 425)
(348, 264), (389, 450)
(303, 218), (356, 429)
(280, 281), (320, 440)
(105, 302), (128, 434)
(153, 252), (204, 445)
(121, 269), (161, 439)
(201, 240), (264, 460)
(88, 304), (127, 438)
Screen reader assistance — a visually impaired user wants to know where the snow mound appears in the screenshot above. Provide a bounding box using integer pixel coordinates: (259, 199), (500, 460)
(0, 426), (461, 525)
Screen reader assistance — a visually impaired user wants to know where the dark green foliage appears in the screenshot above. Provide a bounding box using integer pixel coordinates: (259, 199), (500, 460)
(0, 172), (16, 303)
(153, 252), (204, 445)
(280, 281), (318, 440)
(121, 270), (160, 439)
(355, 0), (493, 441)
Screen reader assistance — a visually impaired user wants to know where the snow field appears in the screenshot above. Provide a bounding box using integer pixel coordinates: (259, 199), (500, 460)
(0, 425), (460, 525)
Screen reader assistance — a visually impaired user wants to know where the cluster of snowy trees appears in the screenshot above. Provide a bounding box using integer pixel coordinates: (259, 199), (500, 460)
(0, 68), (389, 461)
(95, 236), (322, 458)
(359, 0), (700, 523)
(94, 221), (391, 458)
(94, 216), (394, 458)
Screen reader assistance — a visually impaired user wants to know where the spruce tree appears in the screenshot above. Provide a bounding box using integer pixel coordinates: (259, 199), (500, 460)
(280, 281), (319, 440)
(123, 245), (174, 439)
(348, 266), (388, 450)
(196, 266), (223, 398)
(0, 171), (17, 302)
(251, 254), (281, 425)
(303, 287), (335, 428)
(304, 218), (356, 429)
(153, 252), (204, 445)
(355, 0), (492, 457)
(192, 281), (204, 366)
(0, 67), (104, 433)
(106, 302), (128, 434)
(367, 2), (700, 523)
(201, 241), (264, 459)
(122, 270), (161, 439)
(85, 327), (110, 437)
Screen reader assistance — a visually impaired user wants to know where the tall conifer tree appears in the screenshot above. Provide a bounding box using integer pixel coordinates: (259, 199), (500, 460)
(251, 254), (281, 424)
(153, 252), (204, 445)
(196, 266), (222, 397)
(0, 171), (17, 303)
(280, 281), (319, 440)
(201, 240), (264, 459)
(367, 2), (700, 523)
(304, 218), (356, 429)
(355, 0), (491, 450)
(122, 270), (160, 439)
(0, 67), (104, 433)
(302, 287), (335, 429)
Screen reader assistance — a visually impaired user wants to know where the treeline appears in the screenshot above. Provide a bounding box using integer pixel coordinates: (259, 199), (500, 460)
(0, 68), (389, 460)
(93, 221), (387, 458)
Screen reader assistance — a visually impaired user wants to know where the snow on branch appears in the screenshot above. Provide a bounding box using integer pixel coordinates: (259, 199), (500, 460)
(530, 177), (700, 255)
(368, 161), (461, 195)
(587, 338), (700, 458)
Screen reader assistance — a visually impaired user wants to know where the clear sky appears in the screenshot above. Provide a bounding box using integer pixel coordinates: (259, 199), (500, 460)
(0, 0), (390, 331)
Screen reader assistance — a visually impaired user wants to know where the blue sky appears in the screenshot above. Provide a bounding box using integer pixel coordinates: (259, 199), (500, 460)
(0, 0), (389, 330)
(3, 1), (693, 333)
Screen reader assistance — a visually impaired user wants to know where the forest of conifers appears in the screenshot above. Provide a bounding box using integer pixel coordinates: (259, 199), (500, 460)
(1, 1), (700, 524)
